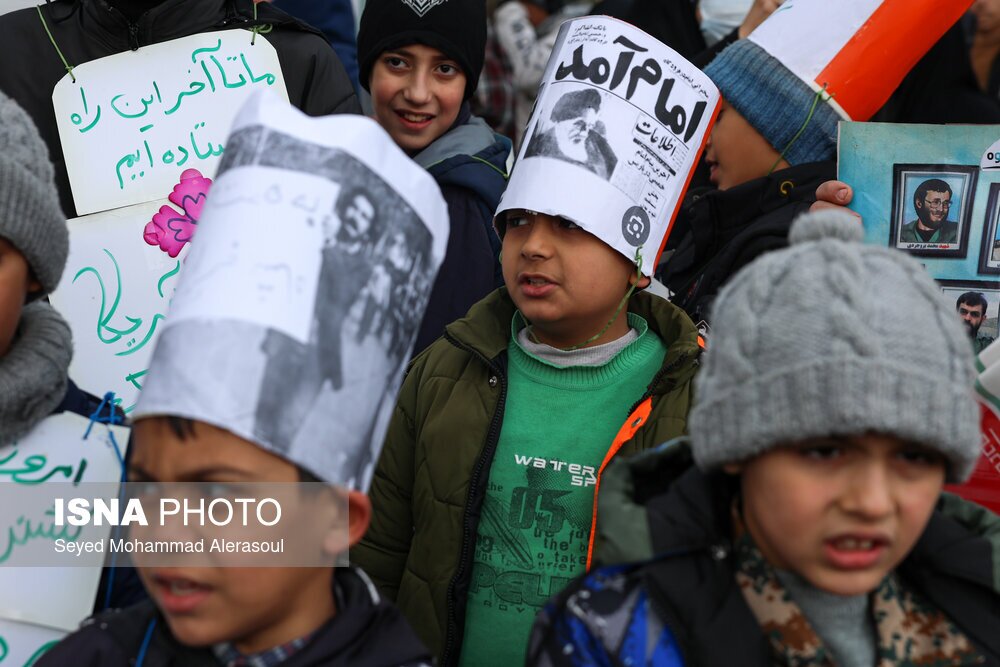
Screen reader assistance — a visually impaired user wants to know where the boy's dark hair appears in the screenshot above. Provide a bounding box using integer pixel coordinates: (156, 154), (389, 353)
(161, 416), (322, 483)
(956, 291), (988, 316)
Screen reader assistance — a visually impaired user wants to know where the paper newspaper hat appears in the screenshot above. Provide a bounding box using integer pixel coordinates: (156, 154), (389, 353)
(739, 0), (971, 124)
(495, 16), (720, 278)
(133, 91), (449, 490)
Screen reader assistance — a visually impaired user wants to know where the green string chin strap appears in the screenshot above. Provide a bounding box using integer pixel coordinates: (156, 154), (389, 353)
(768, 84), (832, 176)
(38, 5), (76, 83)
(250, 2), (273, 45)
(528, 247), (644, 351)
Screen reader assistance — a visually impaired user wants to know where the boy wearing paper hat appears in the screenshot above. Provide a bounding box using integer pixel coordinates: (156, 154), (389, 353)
(353, 24), (706, 661)
(659, 0), (973, 330)
(529, 210), (1000, 666)
(37, 94), (440, 667)
(353, 202), (701, 667)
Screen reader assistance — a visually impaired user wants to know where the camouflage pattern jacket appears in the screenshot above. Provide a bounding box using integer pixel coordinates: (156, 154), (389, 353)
(527, 440), (1000, 667)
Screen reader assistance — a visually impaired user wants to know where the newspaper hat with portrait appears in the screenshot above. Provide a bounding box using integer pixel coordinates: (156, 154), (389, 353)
(132, 90), (449, 490)
(495, 16), (721, 277)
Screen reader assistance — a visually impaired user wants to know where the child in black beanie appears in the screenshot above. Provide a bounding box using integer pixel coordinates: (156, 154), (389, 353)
(357, 0), (512, 355)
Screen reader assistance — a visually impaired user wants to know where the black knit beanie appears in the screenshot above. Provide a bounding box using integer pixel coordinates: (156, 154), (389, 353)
(357, 0), (487, 101)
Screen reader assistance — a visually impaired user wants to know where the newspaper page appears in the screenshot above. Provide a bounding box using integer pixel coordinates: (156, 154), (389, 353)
(133, 90), (449, 491)
(499, 16), (720, 275)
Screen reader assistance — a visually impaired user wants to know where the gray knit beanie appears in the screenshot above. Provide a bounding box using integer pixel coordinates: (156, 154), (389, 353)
(690, 210), (980, 483)
(704, 39), (839, 166)
(0, 90), (68, 295)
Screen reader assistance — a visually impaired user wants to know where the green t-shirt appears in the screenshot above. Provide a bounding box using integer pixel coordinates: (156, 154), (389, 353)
(458, 314), (668, 667)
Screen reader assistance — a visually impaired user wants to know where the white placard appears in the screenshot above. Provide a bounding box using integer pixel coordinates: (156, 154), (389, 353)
(499, 17), (720, 276)
(49, 195), (196, 413)
(0, 413), (129, 632)
(0, 0), (40, 15)
(0, 619), (65, 666)
(53, 31), (288, 215)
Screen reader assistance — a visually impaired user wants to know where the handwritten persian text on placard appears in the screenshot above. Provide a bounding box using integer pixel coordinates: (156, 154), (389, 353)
(53, 31), (288, 214)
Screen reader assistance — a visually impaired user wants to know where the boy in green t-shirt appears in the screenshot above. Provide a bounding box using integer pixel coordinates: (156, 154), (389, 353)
(354, 147), (703, 665)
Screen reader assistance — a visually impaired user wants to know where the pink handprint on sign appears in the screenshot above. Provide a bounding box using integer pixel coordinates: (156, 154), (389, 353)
(143, 169), (213, 258)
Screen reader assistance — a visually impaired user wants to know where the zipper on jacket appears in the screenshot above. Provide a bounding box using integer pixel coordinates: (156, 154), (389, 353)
(127, 21), (139, 50)
(102, 1), (141, 51)
(439, 331), (508, 667)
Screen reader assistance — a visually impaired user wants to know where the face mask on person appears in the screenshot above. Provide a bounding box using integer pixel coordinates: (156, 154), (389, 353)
(699, 0), (754, 45)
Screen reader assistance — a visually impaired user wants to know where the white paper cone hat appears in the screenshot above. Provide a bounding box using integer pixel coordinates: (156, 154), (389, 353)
(496, 16), (721, 277)
(133, 91), (449, 491)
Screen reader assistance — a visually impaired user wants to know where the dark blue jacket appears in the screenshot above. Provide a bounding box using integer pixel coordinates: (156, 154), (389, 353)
(411, 113), (512, 355)
(54, 379), (120, 422)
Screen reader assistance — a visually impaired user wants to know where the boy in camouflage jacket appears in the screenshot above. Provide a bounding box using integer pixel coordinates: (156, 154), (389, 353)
(529, 210), (1000, 666)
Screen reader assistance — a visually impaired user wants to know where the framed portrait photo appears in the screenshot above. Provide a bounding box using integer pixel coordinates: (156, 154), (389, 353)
(939, 280), (1000, 350)
(890, 164), (977, 258)
(979, 183), (1000, 275)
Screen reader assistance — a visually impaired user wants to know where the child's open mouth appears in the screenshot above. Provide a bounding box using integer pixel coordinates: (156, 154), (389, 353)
(153, 574), (213, 614)
(395, 110), (434, 130)
(519, 274), (557, 297)
(823, 534), (889, 570)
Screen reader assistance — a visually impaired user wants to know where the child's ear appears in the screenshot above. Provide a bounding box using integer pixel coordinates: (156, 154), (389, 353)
(25, 271), (42, 300)
(344, 490), (371, 547)
(320, 489), (371, 555)
(628, 271), (650, 290)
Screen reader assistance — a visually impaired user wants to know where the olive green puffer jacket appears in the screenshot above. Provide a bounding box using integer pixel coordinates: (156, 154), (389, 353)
(351, 288), (702, 665)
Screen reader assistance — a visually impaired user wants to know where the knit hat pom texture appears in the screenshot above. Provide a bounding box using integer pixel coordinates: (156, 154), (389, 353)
(690, 210), (980, 483)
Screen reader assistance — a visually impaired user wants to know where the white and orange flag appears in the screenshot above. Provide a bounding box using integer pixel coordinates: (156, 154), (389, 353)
(749, 0), (973, 121)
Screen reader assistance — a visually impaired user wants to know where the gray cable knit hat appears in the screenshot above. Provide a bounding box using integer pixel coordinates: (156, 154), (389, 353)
(690, 210), (980, 483)
(0, 90), (68, 295)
